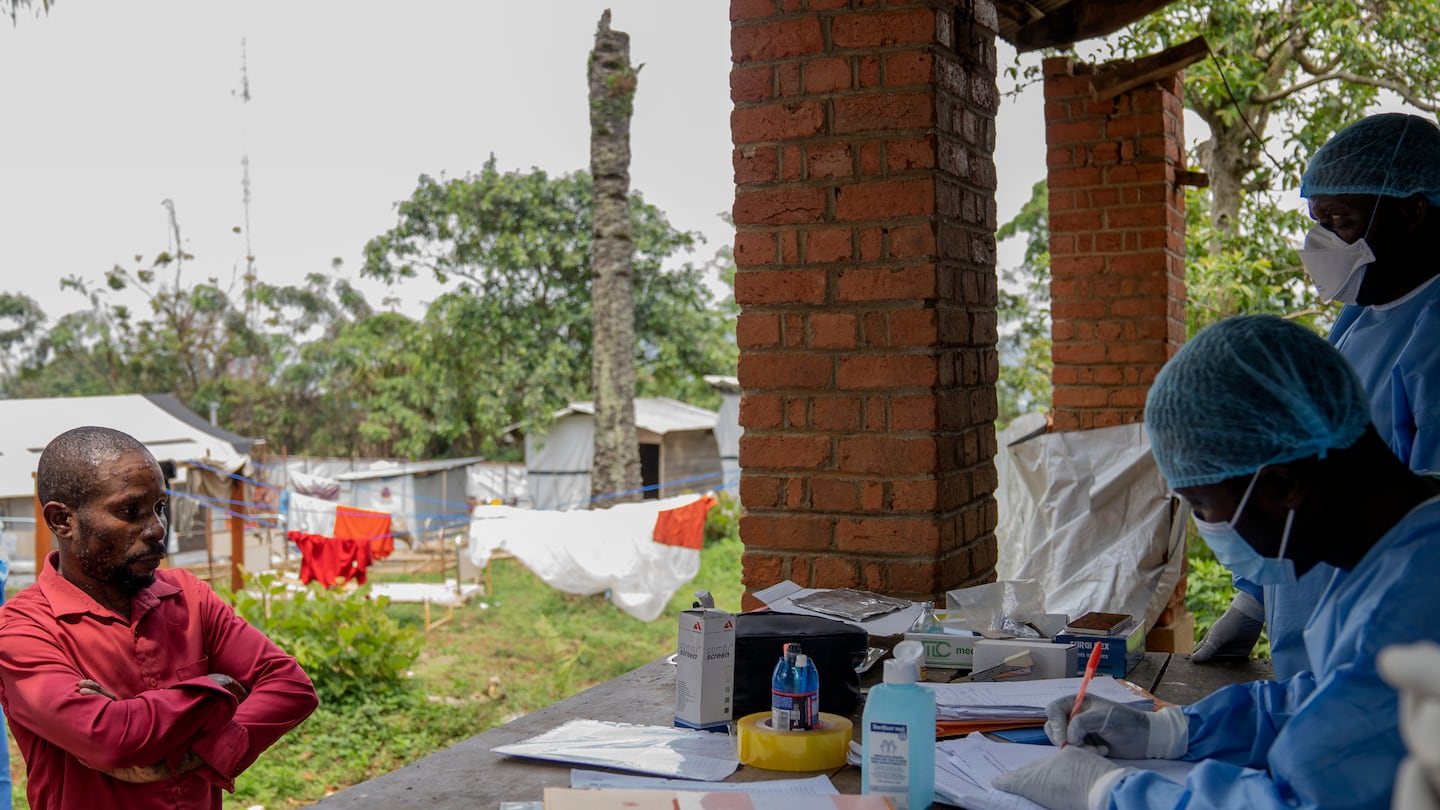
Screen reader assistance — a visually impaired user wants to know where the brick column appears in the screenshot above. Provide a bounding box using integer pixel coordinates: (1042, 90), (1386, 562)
(1043, 58), (1186, 431)
(1043, 58), (1192, 651)
(731, 0), (1001, 606)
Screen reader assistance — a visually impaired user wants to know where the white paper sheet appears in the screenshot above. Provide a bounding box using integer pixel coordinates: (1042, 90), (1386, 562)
(935, 734), (1197, 810)
(570, 770), (838, 794)
(753, 580), (924, 636)
(923, 675), (1152, 720)
(492, 719), (739, 782)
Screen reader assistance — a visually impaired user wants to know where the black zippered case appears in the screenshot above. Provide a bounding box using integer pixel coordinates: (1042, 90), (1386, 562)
(732, 610), (868, 716)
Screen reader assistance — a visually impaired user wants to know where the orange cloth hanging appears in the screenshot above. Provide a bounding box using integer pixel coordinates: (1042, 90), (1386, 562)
(652, 495), (717, 550)
(289, 531), (373, 587)
(335, 506), (394, 560)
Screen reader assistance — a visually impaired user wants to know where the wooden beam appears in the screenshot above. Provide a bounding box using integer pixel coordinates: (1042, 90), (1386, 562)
(1011, 0), (1177, 53)
(1177, 169), (1210, 188)
(1091, 36), (1210, 101)
(230, 477), (245, 591)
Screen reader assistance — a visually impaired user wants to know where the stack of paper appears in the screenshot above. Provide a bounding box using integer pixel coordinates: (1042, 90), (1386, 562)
(934, 734), (1196, 810)
(923, 675), (1152, 722)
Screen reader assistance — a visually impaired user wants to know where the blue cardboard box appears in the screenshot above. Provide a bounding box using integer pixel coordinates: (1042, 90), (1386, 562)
(1053, 617), (1145, 678)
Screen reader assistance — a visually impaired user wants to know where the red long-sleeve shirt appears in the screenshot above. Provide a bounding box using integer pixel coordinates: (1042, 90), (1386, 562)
(0, 552), (319, 809)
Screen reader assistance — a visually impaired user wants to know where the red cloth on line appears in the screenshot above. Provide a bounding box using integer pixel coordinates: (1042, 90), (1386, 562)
(652, 495), (717, 550)
(335, 506), (394, 560)
(289, 531), (373, 587)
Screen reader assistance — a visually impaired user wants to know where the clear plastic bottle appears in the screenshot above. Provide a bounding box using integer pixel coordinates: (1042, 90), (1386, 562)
(908, 600), (942, 634)
(862, 642), (936, 810)
(771, 642), (819, 730)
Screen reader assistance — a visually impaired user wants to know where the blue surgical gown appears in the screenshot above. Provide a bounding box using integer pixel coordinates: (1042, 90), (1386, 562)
(1110, 495), (1440, 810)
(1233, 275), (1440, 680)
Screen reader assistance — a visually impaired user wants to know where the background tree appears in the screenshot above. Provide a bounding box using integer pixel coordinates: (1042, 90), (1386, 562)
(588, 10), (643, 505)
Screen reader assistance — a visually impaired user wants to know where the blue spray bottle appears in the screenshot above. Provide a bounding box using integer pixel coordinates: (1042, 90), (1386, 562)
(862, 640), (935, 810)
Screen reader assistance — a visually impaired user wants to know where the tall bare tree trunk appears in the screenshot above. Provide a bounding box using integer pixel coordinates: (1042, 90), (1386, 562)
(589, 9), (642, 506)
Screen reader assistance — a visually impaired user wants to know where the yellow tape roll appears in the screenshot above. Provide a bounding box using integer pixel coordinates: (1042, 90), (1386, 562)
(736, 711), (853, 771)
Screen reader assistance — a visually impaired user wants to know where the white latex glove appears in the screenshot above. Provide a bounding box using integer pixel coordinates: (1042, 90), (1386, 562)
(1045, 695), (1189, 760)
(992, 746), (1129, 810)
(1379, 641), (1440, 810)
(1192, 590), (1264, 663)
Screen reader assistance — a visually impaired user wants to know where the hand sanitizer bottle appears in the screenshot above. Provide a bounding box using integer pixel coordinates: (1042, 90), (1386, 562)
(862, 641), (935, 810)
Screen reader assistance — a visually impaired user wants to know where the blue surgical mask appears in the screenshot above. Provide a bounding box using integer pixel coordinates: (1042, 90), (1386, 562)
(1192, 470), (1297, 586)
(1298, 224), (1374, 305)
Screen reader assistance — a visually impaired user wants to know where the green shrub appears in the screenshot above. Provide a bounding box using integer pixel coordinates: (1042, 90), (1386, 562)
(1184, 529), (1270, 658)
(703, 491), (742, 546)
(221, 571), (424, 705)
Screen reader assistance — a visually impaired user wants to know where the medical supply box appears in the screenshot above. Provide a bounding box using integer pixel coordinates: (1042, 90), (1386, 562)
(902, 631), (977, 670)
(1053, 616), (1146, 677)
(674, 605), (735, 731)
(971, 638), (1079, 680)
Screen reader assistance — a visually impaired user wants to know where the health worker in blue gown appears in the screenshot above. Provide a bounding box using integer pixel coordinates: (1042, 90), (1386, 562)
(992, 315), (1440, 810)
(1194, 113), (1440, 679)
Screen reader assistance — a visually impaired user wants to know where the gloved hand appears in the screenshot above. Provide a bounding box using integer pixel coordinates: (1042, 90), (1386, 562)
(1379, 641), (1440, 810)
(992, 746), (1128, 810)
(1192, 590), (1264, 663)
(1045, 695), (1189, 760)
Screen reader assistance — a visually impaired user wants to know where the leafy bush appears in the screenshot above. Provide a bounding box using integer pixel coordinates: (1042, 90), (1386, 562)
(703, 491), (742, 546)
(1184, 529), (1270, 658)
(222, 571), (424, 705)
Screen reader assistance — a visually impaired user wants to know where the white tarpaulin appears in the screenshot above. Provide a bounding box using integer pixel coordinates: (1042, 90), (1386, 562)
(996, 420), (1185, 630)
(706, 375), (742, 492)
(467, 493), (707, 621)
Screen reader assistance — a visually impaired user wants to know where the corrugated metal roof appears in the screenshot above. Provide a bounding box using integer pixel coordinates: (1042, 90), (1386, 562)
(333, 455), (489, 481)
(556, 397), (718, 435)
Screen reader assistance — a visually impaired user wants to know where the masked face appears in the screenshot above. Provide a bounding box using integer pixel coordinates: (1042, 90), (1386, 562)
(1190, 470), (1297, 586)
(1298, 222), (1375, 305)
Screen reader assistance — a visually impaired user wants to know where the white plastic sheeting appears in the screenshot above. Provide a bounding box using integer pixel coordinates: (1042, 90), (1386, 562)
(706, 375), (742, 492)
(466, 463), (529, 506)
(525, 415), (596, 511)
(466, 493), (705, 621)
(995, 420), (1185, 630)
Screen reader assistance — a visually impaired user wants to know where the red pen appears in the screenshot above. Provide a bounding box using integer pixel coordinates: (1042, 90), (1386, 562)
(1060, 642), (1105, 750)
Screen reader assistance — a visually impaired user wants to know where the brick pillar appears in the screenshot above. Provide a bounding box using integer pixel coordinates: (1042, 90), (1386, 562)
(1043, 58), (1192, 651)
(1044, 58), (1186, 431)
(731, 0), (1001, 607)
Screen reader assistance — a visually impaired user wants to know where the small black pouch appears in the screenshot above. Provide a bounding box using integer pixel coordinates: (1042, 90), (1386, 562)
(732, 610), (868, 716)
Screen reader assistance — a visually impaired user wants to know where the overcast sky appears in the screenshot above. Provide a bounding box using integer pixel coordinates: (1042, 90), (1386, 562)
(0, 1), (1059, 324)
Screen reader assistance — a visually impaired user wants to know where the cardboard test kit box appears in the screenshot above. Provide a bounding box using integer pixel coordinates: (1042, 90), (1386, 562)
(674, 606), (735, 731)
(903, 632), (977, 670)
(1054, 617), (1146, 677)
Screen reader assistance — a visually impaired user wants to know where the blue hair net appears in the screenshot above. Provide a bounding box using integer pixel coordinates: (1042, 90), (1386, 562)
(1301, 113), (1440, 205)
(1145, 315), (1371, 489)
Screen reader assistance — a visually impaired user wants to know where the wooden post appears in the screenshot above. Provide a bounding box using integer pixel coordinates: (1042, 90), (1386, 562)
(32, 472), (52, 567)
(230, 477), (246, 591)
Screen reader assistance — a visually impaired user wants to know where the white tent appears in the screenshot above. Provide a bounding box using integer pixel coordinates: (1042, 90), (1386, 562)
(0, 393), (257, 563)
(525, 398), (724, 510)
(705, 375), (742, 494)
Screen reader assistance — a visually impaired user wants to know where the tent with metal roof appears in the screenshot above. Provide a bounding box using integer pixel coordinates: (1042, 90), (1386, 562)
(524, 397), (723, 510)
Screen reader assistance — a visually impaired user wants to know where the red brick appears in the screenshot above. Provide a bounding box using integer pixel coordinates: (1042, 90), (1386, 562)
(731, 65), (773, 103)
(733, 230), (776, 267)
(810, 312), (859, 349)
(889, 308), (938, 346)
(890, 394), (938, 430)
(736, 312), (780, 349)
(732, 18), (824, 62)
(887, 223), (936, 258)
(812, 396), (861, 431)
(839, 354), (938, 388)
(835, 179), (934, 220)
(733, 146), (778, 184)
(731, 0), (777, 21)
(732, 101), (825, 144)
(833, 93), (935, 135)
(811, 478), (860, 512)
(733, 269), (826, 304)
(890, 478), (939, 511)
(733, 186), (825, 225)
(777, 62), (803, 98)
(780, 145), (804, 180)
(886, 51), (934, 86)
(740, 433), (832, 470)
(837, 264), (938, 301)
(740, 393), (782, 427)
(738, 351), (833, 388)
(888, 561), (944, 599)
(837, 435), (938, 474)
(858, 56), (881, 89)
(785, 397), (807, 428)
(1049, 166), (1103, 188)
(805, 227), (853, 264)
(812, 556), (860, 590)
(740, 514), (833, 551)
(836, 516), (940, 554)
(887, 137), (936, 171)
(806, 58), (852, 94)
(831, 8), (936, 48)
(739, 474), (782, 508)
(807, 141), (854, 179)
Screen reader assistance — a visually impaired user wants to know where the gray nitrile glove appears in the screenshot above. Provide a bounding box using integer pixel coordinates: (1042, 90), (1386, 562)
(992, 746), (1129, 810)
(1192, 590), (1264, 663)
(1044, 695), (1189, 760)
